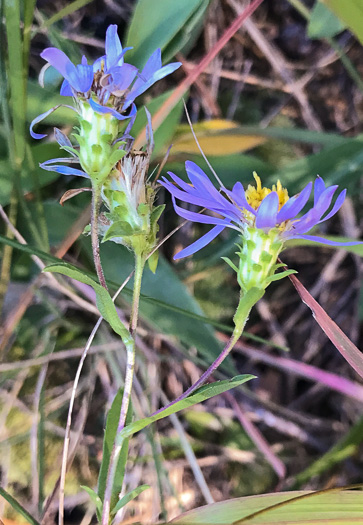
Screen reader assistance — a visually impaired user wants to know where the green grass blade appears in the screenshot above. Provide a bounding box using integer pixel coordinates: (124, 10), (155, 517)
(0, 487), (40, 525)
(40, 0), (95, 29)
(118, 375), (255, 440)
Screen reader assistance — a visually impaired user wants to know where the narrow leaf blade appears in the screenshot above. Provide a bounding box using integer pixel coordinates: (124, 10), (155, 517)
(119, 375), (255, 440)
(289, 273), (363, 378)
(0, 487), (40, 525)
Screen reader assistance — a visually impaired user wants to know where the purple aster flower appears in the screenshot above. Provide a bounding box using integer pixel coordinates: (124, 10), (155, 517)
(33, 24), (181, 128)
(161, 162), (362, 260)
(40, 49), (94, 97)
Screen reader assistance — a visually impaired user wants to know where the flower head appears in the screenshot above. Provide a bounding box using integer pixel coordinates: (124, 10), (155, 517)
(161, 162), (362, 291)
(30, 25), (180, 183)
(98, 110), (164, 261)
(33, 24), (181, 125)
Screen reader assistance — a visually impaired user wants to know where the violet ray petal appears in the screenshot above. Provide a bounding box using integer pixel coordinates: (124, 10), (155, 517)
(106, 64), (138, 92)
(41, 48), (91, 92)
(88, 99), (137, 120)
(30, 104), (77, 139)
(174, 225), (225, 260)
(40, 162), (89, 177)
(255, 192), (279, 229)
(54, 128), (74, 150)
(130, 49), (162, 95)
(319, 189), (346, 223)
(113, 47), (133, 67)
(205, 203), (242, 223)
(105, 24), (122, 70)
(123, 62), (181, 109)
(60, 79), (73, 97)
(74, 63), (93, 92)
(314, 176), (326, 205)
(292, 234), (363, 246)
(294, 185), (338, 233)
(171, 196), (234, 228)
(41, 47), (75, 80)
(166, 172), (202, 195)
(185, 162), (232, 208)
(123, 111), (137, 139)
(296, 186), (338, 233)
(277, 182), (312, 223)
(224, 183), (256, 215)
(160, 179), (230, 209)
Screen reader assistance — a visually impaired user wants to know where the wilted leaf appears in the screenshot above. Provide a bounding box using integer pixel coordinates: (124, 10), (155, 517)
(289, 273), (363, 379)
(60, 187), (91, 206)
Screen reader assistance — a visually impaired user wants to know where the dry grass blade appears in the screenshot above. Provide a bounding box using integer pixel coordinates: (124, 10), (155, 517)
(288, 273), (363, 379)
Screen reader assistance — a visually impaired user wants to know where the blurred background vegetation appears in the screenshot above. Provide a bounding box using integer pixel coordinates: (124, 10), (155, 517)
(1, 0), (363, 523)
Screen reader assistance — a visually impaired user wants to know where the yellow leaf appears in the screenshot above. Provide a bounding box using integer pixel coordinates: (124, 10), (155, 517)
(172, 119), (266, 156)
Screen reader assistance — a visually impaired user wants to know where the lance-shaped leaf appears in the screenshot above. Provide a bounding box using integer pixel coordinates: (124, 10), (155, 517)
(43, 263), (132, 345)
(289, 272), (363, 379)
(117, 374), (255, 441)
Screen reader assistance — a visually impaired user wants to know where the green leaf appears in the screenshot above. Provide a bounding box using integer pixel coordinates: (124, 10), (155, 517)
(81, 485), (103, 522)
(323, 0), (363, 45)
(39, 0), (95, 29)
(98, 390), (133, 510)
(0, 487), (40, 525)
(118, 375), (255, 440)
(147, 250), (159, 274)
(221, 257), (239, 273)
(308, 1), (346, 39)
(102, 220), (135, 242)
(125, 0), (208, 68)
(267, 137), (363, 192)
(264, 269), (298, 284)
(171, 489), (363, 524)
(162, 0), (209, 63)
(111, 484), (150, 515)
(293, 417), (363, 487)
(43, 263), (132, 345)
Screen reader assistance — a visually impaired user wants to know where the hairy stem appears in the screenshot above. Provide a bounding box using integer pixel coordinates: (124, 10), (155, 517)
(91, 185), (108, 290)
(152, 287), (265, 418)
(101, 254), (145, 525)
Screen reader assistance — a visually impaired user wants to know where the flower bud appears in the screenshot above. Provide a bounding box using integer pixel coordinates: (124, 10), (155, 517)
(236, 227), (284, 293)
(99, 150), (164, 259)
(72, 101), (126, 184)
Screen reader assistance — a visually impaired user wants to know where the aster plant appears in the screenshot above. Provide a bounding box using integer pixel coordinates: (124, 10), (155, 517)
(31, 25), (180, 525)
(30, 23), (180, 288)
(160, 163), (362, 392)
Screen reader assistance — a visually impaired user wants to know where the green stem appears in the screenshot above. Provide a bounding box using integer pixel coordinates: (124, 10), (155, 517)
(101, 254), (145, 525)
(91, 185), (108, 290)
(151, 287), (265, 418)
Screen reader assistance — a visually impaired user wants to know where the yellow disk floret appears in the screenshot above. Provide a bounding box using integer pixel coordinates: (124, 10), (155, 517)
(245, 172), (289, 211)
